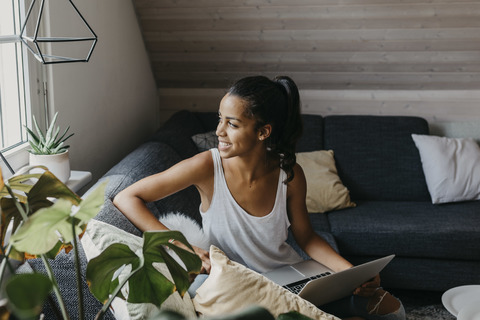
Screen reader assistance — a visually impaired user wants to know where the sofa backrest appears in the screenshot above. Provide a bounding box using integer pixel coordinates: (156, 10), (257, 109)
(150, 110), (207, 159)
(162, 111), (430, 201)
(297, 114), (324, 152)
(324, 115), (430, 201)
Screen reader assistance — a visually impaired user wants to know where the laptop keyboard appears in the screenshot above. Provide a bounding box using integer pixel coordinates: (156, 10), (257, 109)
(282, 272), (332, 294)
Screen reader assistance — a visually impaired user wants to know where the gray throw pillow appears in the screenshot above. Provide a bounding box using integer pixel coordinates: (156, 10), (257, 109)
(191, 131), (218, 152)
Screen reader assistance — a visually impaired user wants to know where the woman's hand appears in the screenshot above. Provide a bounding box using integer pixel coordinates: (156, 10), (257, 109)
(193, 245), (211, 274)
(353, 274), (381, 297)
(168, 240), (211, 274)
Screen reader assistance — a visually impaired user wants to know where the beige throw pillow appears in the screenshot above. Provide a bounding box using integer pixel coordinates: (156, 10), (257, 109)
(192, 246), (339, 320)
(296, 150), (356, 213)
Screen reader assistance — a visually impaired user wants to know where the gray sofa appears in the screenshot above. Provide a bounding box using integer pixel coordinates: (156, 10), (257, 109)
(23, 110), (480, 318)
(93, 110), (480, 291)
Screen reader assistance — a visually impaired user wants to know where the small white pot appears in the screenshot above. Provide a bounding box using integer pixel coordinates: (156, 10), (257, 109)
(29, 150), (71, 183)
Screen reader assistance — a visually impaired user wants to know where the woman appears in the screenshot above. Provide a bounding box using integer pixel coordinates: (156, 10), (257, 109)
(113, 75), (405, 320)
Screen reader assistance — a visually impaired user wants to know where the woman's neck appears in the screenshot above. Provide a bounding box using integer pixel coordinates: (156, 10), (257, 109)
(223, 150), (279, 186)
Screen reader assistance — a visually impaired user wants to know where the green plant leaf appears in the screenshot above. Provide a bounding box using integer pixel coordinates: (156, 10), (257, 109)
(6, 173), (42, 193)
(143, 231), (202, 297)
(126, 261), (175, 305)
(87, 230), (201, 308)
(10, 199), (81, 255)
(0, 167), (4, 190)
(28, 170), (81, 210)
(209, 306), (275, 320)
(25, 112), (73, 155)
(0, 198), (27, 250)
(127, 230), (201, 304)
(151, 306), (276, 320)
(73, 181), (107, 225)
(45, 112), (58, 143)
(24, 126), (40, 147)
(86, 243), (140, 303)
(32, 115), (45, 145)
(150, 310), (187, 320)
(0, 170), (82, 259)
(58, 129), (74, 145)
(6, 273), (52, 320)
(44, 240), (64, 259)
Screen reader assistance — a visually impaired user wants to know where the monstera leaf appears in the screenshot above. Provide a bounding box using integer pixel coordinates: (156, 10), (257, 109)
(0, 167), (81, 253)
(5, 273), (53, 319)
(9, 181), (106, 256)
(87, 230), (202, 307)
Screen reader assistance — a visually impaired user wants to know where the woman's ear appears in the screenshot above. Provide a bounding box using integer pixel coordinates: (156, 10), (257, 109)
(258, 124), (272, 141)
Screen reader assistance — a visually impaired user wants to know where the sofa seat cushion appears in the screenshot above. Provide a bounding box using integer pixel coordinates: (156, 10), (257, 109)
(324, 115), (430, 201)
(327, 201), (480, 260)
(347, 256), (480, 291)
(309, 211), (331, 233)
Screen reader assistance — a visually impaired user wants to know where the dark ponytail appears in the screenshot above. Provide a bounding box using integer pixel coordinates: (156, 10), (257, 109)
(228, 75), (303, 183)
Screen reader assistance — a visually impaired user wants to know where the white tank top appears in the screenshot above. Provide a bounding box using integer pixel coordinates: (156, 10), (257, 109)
(200, 148), (303, 273)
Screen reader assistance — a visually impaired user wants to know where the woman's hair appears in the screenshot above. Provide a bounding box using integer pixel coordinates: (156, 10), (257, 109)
(228, 75), (303, 183)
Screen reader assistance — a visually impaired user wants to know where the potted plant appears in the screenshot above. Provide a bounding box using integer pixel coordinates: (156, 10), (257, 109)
(25, 112), (74, 183)
(0, 166), (202, 319)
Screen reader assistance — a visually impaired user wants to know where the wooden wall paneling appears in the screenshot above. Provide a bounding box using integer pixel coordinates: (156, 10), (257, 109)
(132, 0), (480, 122)
(158, 88), (480, 123)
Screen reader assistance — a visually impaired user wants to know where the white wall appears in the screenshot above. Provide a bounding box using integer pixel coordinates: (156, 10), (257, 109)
(45, 0), (159, 186)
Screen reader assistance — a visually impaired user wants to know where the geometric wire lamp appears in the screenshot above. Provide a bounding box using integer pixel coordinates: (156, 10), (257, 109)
(20, 0), (97, 64)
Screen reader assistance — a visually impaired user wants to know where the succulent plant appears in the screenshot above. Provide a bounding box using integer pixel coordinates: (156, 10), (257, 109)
(25, 112), (74, 155)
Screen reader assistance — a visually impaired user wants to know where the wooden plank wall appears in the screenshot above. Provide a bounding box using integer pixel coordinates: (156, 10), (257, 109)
(132, 0), (480, 123)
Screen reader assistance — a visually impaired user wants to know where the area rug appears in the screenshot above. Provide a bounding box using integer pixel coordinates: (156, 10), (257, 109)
(406, 305), (454, 320)
(391, 289), (455, 320)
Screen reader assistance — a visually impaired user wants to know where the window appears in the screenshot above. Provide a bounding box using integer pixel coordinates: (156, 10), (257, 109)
(0, 0), (42, 176)
(0, 2), (27, 150)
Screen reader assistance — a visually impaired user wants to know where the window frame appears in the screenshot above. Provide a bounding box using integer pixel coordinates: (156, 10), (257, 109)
(1, 0), (44, 178)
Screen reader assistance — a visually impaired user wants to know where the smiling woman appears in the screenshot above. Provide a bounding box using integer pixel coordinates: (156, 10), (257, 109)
(113, 75), (406, 320)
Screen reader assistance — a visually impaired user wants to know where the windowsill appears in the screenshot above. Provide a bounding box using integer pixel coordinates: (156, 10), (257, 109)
(67, 170), (92, 193)
(1, 148), (92, 194)
(0, 143), (29, 178)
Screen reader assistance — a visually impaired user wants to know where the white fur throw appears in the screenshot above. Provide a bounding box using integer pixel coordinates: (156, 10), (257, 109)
(159, 212), (210, 251)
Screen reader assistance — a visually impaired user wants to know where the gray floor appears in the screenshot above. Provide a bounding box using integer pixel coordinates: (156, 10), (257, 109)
(390, 290), (455, 320)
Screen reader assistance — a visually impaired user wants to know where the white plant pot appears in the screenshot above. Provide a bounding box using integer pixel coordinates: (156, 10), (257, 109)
(29, 150), (71, 183)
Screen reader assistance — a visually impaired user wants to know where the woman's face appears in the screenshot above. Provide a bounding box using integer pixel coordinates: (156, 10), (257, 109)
(216, 93), (263, 158)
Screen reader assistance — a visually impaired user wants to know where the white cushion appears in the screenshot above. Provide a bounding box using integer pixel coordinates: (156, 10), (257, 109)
(192, 246), (338, 320)
(412, 134), (480, 204)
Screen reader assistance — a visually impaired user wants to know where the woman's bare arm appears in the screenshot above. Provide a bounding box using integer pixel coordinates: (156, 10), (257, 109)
(287, 164), (353, 272)
(113, 150), (214, 272)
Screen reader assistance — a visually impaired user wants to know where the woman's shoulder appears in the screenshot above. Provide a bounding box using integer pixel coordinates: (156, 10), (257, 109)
(186, 149), (215, 170)
(287, 163), (307, 196)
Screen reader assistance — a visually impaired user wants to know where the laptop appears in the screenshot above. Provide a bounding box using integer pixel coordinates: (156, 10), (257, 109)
(262, 255), (395, 306)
